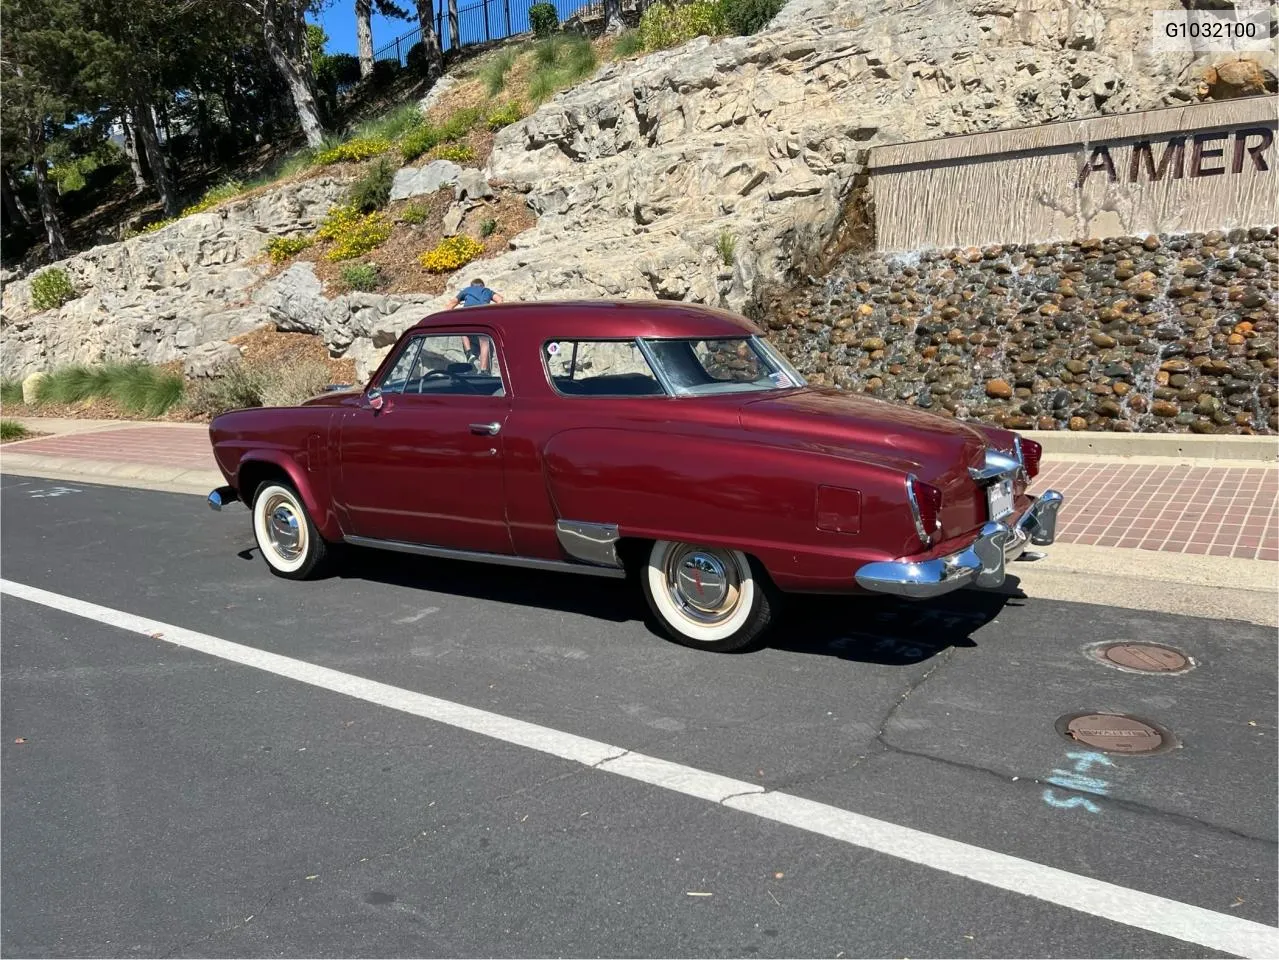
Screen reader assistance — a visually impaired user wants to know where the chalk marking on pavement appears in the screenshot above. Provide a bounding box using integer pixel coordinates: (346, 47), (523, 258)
(3, 577), (1276, 960)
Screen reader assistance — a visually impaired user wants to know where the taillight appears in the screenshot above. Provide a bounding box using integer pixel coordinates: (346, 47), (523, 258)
(1018, 437), (1042, 480)
(907, 475), (943, 546)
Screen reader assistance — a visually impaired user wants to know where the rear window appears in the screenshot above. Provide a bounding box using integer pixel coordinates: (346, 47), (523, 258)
(544, 340), (665, 397)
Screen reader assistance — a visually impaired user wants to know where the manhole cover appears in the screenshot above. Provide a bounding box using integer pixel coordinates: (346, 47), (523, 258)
(1057, 713), (1174, 755)
(1096, 642), (1191, 673)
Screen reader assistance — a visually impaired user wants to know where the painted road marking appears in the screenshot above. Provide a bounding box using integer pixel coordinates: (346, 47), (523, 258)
(2, 577), (1276, 959)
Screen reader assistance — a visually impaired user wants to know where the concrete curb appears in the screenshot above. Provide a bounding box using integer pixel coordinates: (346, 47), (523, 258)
(0, 456), (222, 498)
(1025, 430), (1278, 462)
(998, 543), (1277, 627)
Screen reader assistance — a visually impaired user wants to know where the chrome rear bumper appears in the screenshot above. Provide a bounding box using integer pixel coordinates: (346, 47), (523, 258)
(854, 490), (1064, 600)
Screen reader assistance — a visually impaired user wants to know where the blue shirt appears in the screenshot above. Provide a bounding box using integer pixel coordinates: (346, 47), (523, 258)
(456, 285), (496, 307)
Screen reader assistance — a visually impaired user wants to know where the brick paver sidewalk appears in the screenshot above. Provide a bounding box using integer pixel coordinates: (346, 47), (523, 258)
(5, 422), (1276, 561)
(7, 425), (217, 471)
(1031, 462), (1278, 562)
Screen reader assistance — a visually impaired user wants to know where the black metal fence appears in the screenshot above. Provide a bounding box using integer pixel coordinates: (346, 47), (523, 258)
(372, 0), (641, 64)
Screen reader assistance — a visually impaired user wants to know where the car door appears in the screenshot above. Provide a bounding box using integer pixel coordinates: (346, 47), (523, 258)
(336, 330), (513, 554)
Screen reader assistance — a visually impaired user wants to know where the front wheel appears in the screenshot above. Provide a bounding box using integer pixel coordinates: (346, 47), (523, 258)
(252, 481), (330, 580)
(640, 540), (774, 652)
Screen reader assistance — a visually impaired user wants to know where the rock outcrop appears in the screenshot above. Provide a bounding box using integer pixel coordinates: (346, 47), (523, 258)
(0, 178), (347, 378)
(336, 0), (1257, 376)
(3, 0), (1271, 385)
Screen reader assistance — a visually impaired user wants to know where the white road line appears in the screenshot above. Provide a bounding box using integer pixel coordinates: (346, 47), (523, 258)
(3, 577), (1276, 959)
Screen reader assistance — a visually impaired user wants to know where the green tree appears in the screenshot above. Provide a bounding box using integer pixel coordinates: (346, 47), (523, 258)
(0, 0), (100, 259)
(413, 0), (443, 78)
(239, 0), (329, 148)
(355, 0), (410, 79)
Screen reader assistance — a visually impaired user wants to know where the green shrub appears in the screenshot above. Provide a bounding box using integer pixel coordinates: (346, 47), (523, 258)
(182, 179), (245, 217)
(529, 2), (558, 37)
(0, 379), (23, 407)
(346, 157), (396, 212)
(35, 362), (184, 417)
(356, 102), (426, 142)
(399, 202), (430, 224)
(527, 36), (597, 104)
(401, 108), (481, 161)
(400, 124), (445, 162)
(314, 136), (392, 165)
(717, 0), (783, 33)
(30, 268), (78, 312)
(266, 235), (315, 263)
(481, 218), (497, 237)
(612, 29), (644, 56)
(638, 0), (725, 50)
(480, 48), (519, 95)
(440, 106), (482, 140)
(370, 59), (401, 87)
(486, 101), (526, 130)
(340, 262), (382, 291)
(316, 204), (392, 261)
(715, 228), (736, 265)
(0, 419), (30, 441)
(431, 143), (476, 163)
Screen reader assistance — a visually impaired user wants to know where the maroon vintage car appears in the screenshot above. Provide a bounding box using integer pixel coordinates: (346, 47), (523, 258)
(207, 301), (1064, 651)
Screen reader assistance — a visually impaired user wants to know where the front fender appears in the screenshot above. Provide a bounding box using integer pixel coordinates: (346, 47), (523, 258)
(236, 448), (344, 542)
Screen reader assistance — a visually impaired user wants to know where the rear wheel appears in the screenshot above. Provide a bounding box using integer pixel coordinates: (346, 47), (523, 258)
(640, 540), (774, 652)
(252, 481), (329, 580)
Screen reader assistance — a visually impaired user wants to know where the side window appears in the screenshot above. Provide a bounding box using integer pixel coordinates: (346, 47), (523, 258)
(544, 340), (665, 397)
(379, 336), (423, 393)
(386, 333), (505, 397)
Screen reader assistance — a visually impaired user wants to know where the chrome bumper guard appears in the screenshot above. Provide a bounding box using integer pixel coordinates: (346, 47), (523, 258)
(854, 490), (1064, 600)
(207, 486), (238, 511)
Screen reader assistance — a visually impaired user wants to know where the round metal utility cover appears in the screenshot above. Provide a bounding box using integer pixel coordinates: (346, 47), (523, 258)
(1062, 713), (1168, 755)
(1099, 642), (1191, 673)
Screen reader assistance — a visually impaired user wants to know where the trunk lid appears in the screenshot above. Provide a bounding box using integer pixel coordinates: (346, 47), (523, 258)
(738, 387), (988, 480)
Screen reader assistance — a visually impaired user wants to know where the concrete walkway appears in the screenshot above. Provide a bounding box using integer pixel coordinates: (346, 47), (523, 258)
(3, 417), (1277, 562)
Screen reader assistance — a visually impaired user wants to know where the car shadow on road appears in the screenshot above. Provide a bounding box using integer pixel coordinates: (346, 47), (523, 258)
(769, 580), (1025, 666)
(259, 543), (1025, 666)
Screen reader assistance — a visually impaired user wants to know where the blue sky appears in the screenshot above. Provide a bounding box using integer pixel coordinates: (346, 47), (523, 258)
(311, 2), (417, 58)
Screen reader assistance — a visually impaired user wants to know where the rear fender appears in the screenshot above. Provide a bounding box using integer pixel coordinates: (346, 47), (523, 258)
(543, 427), (916, 590)
(236, 449), (344, 542)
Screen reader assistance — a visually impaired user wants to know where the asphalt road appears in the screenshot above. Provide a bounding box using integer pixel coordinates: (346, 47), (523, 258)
(1, 473), (1275, 958)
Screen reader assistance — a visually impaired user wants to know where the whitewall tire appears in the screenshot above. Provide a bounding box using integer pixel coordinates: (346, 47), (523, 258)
(640, 540), (774, 652)
(252, 482), (328, 580)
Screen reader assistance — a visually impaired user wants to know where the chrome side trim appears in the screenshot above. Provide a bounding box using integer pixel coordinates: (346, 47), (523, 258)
(969, 449), (1021, 481)
(555, 520), (622, 568)
(343, 535), (627, 579)
(904, 474), (931, 546)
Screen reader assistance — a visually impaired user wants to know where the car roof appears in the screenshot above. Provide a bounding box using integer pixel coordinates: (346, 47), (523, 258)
(409, 300), (764, 339)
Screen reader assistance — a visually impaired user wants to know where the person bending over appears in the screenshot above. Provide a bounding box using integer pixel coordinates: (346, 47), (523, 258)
(445, 278), (503, 372)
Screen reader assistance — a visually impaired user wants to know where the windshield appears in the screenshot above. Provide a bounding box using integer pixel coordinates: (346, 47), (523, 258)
(640, 337), (807, 397)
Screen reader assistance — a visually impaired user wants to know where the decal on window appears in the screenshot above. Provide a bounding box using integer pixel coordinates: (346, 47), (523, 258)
(547, 342), (561, 356)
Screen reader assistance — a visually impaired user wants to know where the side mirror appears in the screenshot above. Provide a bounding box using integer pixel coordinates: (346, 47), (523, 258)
(366, 386), (384, 411)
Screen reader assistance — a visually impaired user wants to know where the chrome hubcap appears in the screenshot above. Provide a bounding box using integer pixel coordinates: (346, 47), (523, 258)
(263, 494), (305, 562)
(664, 545), (742, 625)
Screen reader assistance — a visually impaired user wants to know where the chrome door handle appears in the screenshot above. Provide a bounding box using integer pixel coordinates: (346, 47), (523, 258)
(470, 422), (501, 435)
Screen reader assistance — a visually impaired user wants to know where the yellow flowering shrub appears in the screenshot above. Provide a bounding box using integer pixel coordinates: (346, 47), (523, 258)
(266, 235), (315, 263)
(314, 137), (392, 166)
(429, 143), (476, 163)
(316, 204), (392, 261)
(419, 235), (485, 273)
